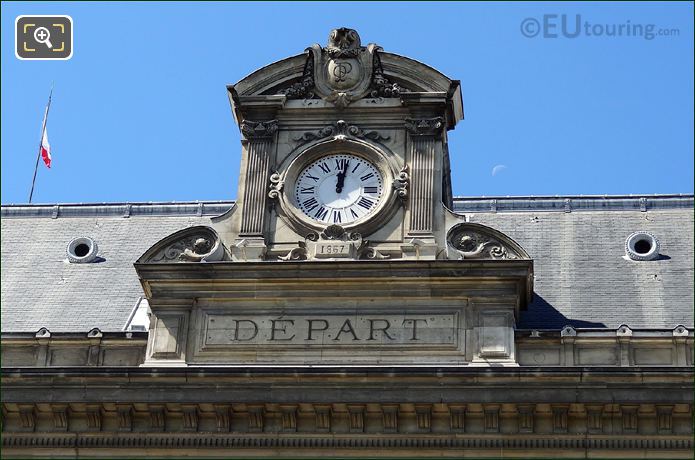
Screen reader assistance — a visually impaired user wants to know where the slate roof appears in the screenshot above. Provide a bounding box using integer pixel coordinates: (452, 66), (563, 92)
(1, 196), (692, 332)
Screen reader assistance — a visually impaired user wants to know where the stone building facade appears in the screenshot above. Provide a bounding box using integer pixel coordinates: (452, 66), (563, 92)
(1, 28), (693, 458)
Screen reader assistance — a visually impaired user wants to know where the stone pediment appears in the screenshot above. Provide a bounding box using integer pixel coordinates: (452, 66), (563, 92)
(229, 28), (463, 127)
(232, 51), (453, 97)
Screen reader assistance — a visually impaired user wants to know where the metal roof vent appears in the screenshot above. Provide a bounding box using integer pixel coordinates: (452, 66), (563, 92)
(624, 231), (660, 261)
(67, 237), (99, 263)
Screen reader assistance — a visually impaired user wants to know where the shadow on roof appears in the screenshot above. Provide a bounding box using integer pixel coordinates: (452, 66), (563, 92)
(521, 293), (607, 329)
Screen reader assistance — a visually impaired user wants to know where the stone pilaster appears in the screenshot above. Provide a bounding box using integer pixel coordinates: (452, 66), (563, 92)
(403, 117), (444, 259)
(235, 119), (278, 260)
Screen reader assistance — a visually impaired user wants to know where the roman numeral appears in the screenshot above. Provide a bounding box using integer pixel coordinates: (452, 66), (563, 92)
(360, 172), (374, 181)
(314, 206), (328, 220)
(335, 158), (350, 170)
(333, 210), (342, 223)
(318, 162), (331, 173)
(363, 186), (378, 194)
(351, 163), (360, 173)
(300, 186), (315, 194)
(357, 197), (374, 209)
(302, 197), (318, 211)
(350, 208), (359, 218)
(306, 174), (319, 182)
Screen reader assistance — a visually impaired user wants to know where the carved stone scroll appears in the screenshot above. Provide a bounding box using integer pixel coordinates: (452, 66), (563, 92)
(140, 226), (225, 263)
(392, 164), (409, 199)
(446, 223), (530, 260)
(267, 172), (283, 199)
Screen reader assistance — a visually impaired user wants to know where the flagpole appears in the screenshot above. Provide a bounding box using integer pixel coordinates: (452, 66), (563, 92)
(29, 84), (54, 203)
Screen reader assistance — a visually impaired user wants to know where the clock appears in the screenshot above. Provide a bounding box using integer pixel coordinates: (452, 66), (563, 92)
(293, 153), (384, 225)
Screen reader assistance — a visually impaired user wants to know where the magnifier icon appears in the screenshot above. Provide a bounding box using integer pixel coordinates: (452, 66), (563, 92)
(33, 27), (53, 49)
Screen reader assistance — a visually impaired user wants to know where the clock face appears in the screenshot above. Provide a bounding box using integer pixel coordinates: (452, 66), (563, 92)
(294, 153), (384, 225)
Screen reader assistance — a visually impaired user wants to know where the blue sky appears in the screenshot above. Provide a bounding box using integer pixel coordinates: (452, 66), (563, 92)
(2, 1), (693, 204)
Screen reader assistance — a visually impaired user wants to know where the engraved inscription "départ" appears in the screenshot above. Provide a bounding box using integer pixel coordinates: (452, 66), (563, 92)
(204, 314), (457, 347)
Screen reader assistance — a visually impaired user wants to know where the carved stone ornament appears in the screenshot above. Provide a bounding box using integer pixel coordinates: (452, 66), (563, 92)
(293, 120), (390, 147)
(240, 119), (278, 140)
(277, 225), (388, 261)
(392, 164), (409, 199)
(405, 117), (445, 137)
(281, 50), (316, 100)
(284, 28), (404, 108)
(138, 226), (226, 263)
(371, 51), (406, 98)
(446, 223), (530, 260)
(268, 172), (284, 199)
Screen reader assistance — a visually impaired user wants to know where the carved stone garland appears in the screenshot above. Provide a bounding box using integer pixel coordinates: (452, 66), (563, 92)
(292, 120), (389, 147)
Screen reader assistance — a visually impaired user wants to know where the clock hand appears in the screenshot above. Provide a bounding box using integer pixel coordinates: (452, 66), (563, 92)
(335, 161), (349, 193)
(335, 171), (345, 193)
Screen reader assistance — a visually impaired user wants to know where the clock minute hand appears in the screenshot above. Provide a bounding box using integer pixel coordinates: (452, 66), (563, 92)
(335, 161), (349, 193)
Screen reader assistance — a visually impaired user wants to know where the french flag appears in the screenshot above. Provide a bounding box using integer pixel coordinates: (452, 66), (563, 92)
(40, 126), (51, 168)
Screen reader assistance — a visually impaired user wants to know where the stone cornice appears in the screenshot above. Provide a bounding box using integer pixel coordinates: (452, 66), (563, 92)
(134, 259), (534, 309)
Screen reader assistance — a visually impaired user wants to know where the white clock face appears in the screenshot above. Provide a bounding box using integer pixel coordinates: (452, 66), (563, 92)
(294, 153), (384, 225)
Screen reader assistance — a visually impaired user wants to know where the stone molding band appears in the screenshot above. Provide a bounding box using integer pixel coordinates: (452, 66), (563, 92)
(2, 434), (691, 451)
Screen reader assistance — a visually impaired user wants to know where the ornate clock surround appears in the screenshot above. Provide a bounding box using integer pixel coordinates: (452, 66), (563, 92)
(273, 135), (404, 237)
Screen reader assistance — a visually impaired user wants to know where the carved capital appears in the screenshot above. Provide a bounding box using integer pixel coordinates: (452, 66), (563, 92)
(405, 117), (445, 137)
(240, 119), (278, 140)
